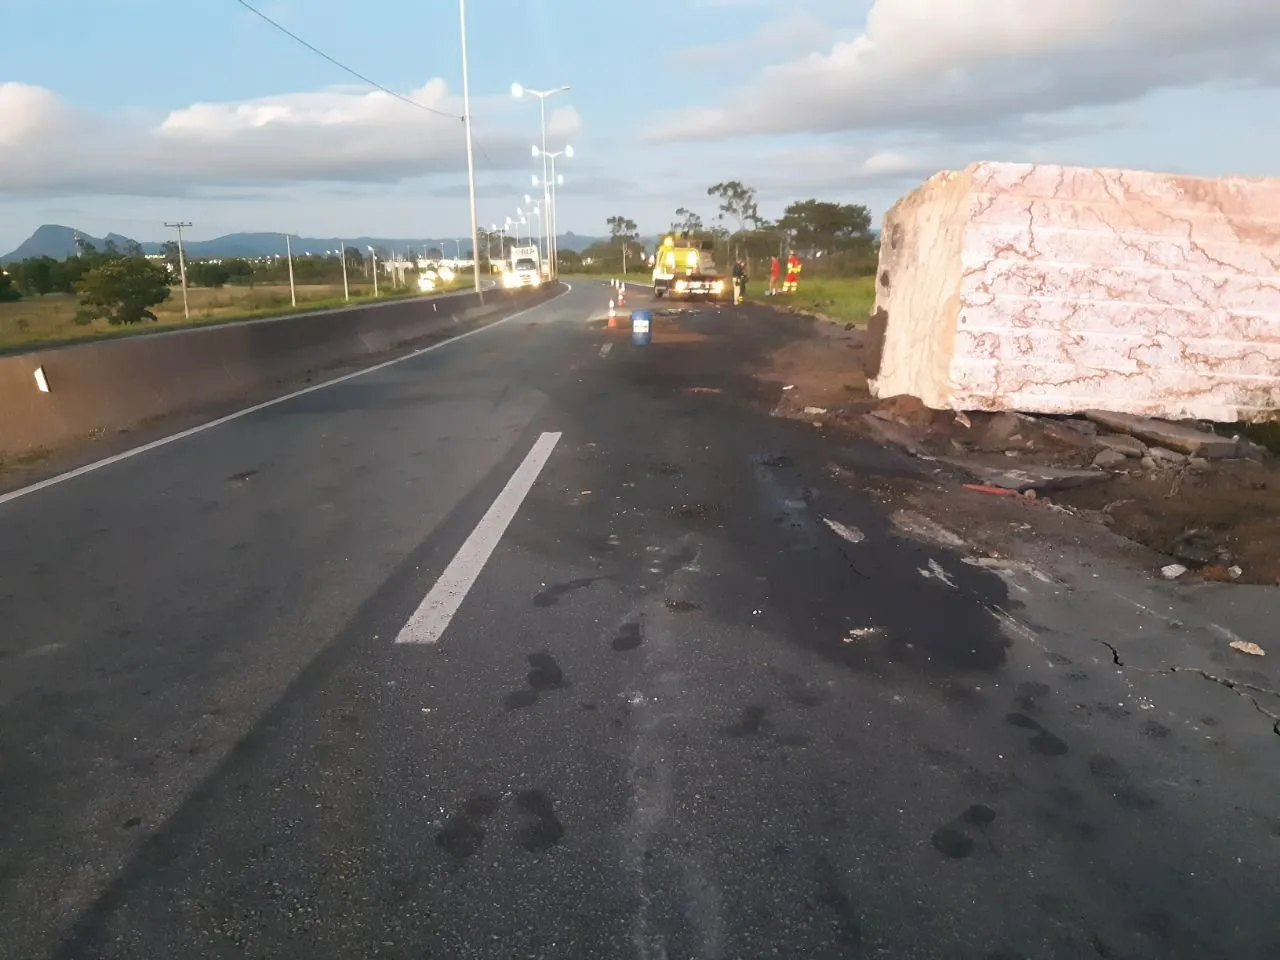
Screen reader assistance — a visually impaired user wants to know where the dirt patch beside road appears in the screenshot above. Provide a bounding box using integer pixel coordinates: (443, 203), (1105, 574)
(707, 307), (1280, 587)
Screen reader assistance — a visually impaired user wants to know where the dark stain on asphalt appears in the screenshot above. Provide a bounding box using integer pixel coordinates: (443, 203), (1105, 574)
(776, 670), (828, 708)
(932, 826), (975, 859)
(932, 804), (997, 859)
(664, 598), (701, 613)
(1089, 754), (1157, 810)
(723, 705), (767, 737)
(1142, 720), (1171, 740)
(533, 577), (607, 607)
(1014, 681), (1051, 713)
(225, 469), (258, 485)
(503, 689), (539, 711)
(755, 453), (794, 469)
(527, 652), (565, 690)
(813, 855), (862, 948)
(1006, 712), (1070, 755)
(657, 543), (700, 578)
(436, 793), (502, 859)
(646, 460), (684, 476)
(611, 622), (643, 652)
(964, 804), (997, 826)
(121, 817), (142, 830)
(515, 789), (564, 852)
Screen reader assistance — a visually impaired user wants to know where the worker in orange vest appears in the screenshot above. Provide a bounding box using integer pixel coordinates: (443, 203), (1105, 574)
(783, 251), (801, 293)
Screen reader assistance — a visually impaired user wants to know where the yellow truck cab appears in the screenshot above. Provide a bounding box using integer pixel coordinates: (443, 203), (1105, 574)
(651, 235), (731, 302)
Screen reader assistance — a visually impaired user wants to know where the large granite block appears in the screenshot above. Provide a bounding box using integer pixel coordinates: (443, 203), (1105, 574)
(868, 162), (1280, 422)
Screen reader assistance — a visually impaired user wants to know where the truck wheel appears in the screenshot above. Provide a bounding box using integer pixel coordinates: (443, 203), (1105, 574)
(654, 288), (665, 299)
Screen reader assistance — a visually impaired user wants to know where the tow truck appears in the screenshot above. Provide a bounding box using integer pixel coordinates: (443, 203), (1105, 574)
(651, 235), (731, 303)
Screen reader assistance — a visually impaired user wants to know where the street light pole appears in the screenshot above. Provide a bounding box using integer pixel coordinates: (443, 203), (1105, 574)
(534, 145), (572, 280)
(512, 83), (570, 278)
(459, 0), (483, 302)
(368, 246), (379, 297)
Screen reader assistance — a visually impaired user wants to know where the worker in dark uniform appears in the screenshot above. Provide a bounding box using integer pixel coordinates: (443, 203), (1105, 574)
(731, 259), (748, 305)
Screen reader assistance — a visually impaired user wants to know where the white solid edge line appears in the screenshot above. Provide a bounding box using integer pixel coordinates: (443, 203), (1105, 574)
(395, 430), (562, 645)
(0, 283), (573, 509)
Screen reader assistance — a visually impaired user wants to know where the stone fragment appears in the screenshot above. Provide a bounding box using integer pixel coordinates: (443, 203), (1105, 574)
(1096, 434), (1147, 457)
(1093, 449), (1129, 469)
(1085, 411), (1239, 458)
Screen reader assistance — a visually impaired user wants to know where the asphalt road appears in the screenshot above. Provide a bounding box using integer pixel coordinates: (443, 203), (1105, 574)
(1, 280), (1277, 960)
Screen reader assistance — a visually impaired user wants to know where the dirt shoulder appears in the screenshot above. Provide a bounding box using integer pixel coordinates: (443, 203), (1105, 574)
(716, 302), (1280, 588)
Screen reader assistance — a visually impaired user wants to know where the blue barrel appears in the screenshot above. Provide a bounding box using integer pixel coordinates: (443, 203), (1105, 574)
(631, 309), (653, 346)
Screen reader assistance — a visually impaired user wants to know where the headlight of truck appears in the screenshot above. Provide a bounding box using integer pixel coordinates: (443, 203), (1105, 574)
(675, 279), (687, 291)
(503, 272), (519, 287)
(712, 281), (724, 292)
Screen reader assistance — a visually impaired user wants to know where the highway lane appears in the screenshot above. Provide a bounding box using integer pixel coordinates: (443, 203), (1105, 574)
(2, 283), (1278, 959)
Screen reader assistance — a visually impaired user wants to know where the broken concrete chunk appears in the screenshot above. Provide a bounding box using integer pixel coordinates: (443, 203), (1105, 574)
(1095, 434), (1147, 457)
(1085, 411), (1239, 458)
(1147, 446), (1186, 463)
(861, 414), (927, 457)
(1228, 639), (1266, 657)
(942, 458), (1110, 493)
(1093, 449), (1130, 469)
(1161, 564), (1189, 580)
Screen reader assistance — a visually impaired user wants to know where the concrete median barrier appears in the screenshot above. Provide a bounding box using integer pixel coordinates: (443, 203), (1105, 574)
(0, 286), (556, 458)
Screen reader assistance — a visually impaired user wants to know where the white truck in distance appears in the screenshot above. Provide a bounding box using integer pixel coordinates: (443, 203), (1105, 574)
(504, 246), (542, 289)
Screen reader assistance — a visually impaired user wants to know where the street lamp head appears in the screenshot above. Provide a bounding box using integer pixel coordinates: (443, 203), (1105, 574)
(532, 174), (540, 187)
(531, 144), (541, 158)
(564, 144), (575, 159)
(516, 207), (523, 216)
(511, 82), (524, 98)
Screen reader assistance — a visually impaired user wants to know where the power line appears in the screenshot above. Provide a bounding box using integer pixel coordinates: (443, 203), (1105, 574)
(232, 0), (462, 121)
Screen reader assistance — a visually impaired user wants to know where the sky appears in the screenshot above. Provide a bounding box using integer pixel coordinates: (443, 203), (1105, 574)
(2, 0), (1280, 251)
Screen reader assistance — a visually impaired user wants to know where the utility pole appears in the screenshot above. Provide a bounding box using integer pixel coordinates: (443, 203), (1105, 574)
(339, 242), (350, 302)
(283, 234), (297, 307)
(164, 221), (192, 319)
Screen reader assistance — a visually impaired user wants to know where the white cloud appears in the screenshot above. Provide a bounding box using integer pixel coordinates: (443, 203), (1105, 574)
(646, 0), (1280, 141)
(0, 80), (581, 197)
(668, 11), (835, 68)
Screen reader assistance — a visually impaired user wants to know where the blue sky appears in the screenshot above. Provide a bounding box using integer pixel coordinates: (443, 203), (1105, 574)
(2, 0), (1279, 251)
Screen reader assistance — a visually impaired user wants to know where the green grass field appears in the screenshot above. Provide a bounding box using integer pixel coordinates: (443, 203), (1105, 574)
(745, 275), (876, 324)
(0, 279), (472, 353)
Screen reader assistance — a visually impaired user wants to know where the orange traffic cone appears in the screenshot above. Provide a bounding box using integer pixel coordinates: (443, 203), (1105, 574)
(617, 284), (626, 306)
(608, 298), (617, 328)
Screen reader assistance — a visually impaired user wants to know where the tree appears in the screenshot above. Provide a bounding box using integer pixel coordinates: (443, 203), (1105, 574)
(605, 215), (638, 243)
(670, 208), (704, 235)
(188, 261), (232, 288)
(124, 240), (145, 258)
(425, 246), (443, 260)
(76, 257), (171, 325)
(777, 199), (873, 254)
(0, 270), (21, 303)
(11, 256), (58, 296)
(706, 181), (761, 235)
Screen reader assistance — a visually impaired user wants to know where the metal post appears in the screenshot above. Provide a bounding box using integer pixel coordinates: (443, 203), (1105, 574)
(284, 234), (296, 306)
(459, 0), (483, 302)
(164, 221), (192, 319)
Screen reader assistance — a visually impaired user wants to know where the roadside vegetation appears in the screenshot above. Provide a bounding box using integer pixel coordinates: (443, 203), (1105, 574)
(553, 180), (879, 325)
(0, 241), (473, 352)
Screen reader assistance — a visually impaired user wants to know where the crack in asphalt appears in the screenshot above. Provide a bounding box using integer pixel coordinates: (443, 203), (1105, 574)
(1092, 639), (1280, 737)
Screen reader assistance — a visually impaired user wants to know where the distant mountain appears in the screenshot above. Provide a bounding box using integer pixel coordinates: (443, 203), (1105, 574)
(2, 225), (611, 263)
(1, 225), (144, 262)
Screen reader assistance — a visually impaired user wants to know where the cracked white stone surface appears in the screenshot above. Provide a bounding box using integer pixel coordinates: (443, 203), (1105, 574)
(869, 162), (1280, 421)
